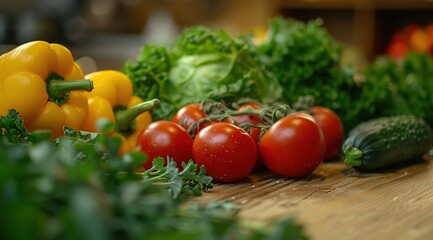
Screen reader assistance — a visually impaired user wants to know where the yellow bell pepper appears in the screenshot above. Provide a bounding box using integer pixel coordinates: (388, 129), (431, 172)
(82, 70), (159, 154)
(0, 41), (93, 138)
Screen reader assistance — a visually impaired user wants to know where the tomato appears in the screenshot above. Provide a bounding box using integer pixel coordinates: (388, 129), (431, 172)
(247, 127), (266, 170)
(232, 102), (262, 126)
(310, 106), (344, 160)
(259, 113), (325, 178)
(172, 103), (206, 132)
(192, 122), (257, 183)
(232, 102), (265, 170)
(136, 120), (193, 170)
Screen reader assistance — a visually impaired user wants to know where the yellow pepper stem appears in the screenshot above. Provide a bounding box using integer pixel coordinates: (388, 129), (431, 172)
(116, 98), (160, 132)
(47, 79), (93, 105)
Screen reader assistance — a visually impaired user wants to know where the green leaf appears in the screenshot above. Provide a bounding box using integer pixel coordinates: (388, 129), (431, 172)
(0, 109), (33, 143)
(0, 135), (307, 240)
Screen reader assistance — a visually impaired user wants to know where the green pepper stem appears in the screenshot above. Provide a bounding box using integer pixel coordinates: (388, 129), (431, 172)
(116, 99), (160, 131)
(343, 145), (363, 167)
(47, 79), (93, 104)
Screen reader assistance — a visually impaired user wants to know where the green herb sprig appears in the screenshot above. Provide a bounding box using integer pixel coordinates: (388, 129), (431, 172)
(0, 110), (308, 240)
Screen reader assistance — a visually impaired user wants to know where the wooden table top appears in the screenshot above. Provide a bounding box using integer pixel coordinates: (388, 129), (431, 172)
(198, 154), (433, 240)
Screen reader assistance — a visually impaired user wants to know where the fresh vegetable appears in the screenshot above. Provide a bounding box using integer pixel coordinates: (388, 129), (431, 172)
(171, 103), (207, 131)
(363, 52), (433, 127)
(0, 40), (93, 138)
(123, 26), (282, 120)
(246, 17), (370, 132)
(189, 99), (297, 175)
(143, 157), (213, 197)
(343, 115), (433, 171)
(0, 109), (50, 144)
(292, 96), (344, 160)
(82, 70), (159, 153)
(192, 122), (257, 183)
(247, 126), (264, 170)
(310, 106), (344, 160)
(136, 120), (194, 170)
(253, 17), (342, 92)
(232, 101), (262, 126)
(259, 113), (325, 177)
(251, 17), (341, 107)
(232, 101), (264, 169)
(0, 103), (308, 240)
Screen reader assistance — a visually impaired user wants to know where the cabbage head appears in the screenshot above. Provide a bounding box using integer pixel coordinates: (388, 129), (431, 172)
(124, 26), (282, 120)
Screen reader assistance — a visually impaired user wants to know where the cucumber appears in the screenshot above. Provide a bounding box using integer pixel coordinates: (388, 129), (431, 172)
(342, 115), (433, 171)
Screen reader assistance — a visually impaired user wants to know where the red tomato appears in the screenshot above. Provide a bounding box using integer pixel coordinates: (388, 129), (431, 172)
(232, 102), (265, 170)
(172, 103), (206, 132)
(259, 113), (325, 178)
(232, 102), (262, 125)
(310, 106), (344, 160)
(192, 122), (257, 183)
(247, 127), (266, 170)
(137, 120), (193, 170)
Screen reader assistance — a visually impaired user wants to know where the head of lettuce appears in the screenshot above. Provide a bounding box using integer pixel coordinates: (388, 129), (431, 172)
(123, 26), (282, 120)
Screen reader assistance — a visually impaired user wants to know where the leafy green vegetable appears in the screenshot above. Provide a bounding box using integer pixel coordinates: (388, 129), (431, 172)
(143, 157), (213, 198)
(0, 109), (30, 143)
(252, 17), (342, 103)
(252, 18), (433, 131)
(0, 111), (308, 240)
(363, 52), (433, 127)
(0, 109), (51, 143)
(123, 45), (174, 121)
(123, 16), (433, 133)
(248, 17), (368, 131)
(399, 53), (433, 124)
(123, 26), (282, 120)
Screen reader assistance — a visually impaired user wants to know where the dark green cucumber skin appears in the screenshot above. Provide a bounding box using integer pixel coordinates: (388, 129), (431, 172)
(342, 115), (433, 171)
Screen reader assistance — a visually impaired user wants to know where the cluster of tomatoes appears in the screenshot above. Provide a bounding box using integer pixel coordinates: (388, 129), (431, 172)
(136, 101), (344, 183)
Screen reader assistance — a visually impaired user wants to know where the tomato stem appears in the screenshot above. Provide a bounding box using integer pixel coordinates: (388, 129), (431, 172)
(186, 109), (257, 136)
(189, 100), (293, 137)
(343, 145), (363, 166)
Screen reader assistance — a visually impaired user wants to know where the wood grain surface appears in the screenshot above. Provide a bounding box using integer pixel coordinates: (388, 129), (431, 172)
(198, 154), (433, 240)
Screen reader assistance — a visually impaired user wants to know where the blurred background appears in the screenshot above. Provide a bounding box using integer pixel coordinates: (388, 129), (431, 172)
(1, 0), (433, 70)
